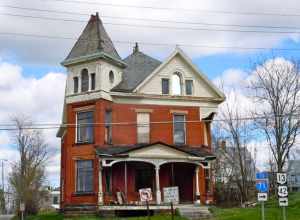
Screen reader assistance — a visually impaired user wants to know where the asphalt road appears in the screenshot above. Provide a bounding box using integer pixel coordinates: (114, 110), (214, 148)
(0, 215), (13, 220)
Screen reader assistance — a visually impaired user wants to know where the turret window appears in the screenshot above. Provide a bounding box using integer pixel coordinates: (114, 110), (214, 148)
(73, 77), (79, 93)
(81, 69), (89, 92)
(109, 71), (114, 84)
(91, 73), (96, 90)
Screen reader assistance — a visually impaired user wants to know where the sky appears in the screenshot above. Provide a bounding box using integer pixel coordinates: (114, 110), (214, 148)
(1, 0), (300, 187)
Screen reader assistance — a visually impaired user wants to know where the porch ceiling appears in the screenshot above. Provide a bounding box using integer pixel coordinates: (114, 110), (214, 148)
(95, 141), (215, 161)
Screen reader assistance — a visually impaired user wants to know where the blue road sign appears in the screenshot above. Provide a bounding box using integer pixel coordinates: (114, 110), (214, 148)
(256, 172), (268, 180)
(256, 181), (269, 192)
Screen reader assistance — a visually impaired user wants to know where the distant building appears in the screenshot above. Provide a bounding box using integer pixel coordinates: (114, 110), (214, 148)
(287, 160), (300, 192)
(56, 13), (225, 211)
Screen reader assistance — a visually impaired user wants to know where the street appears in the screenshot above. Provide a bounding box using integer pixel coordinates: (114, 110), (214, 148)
(0, 215), (13, 220)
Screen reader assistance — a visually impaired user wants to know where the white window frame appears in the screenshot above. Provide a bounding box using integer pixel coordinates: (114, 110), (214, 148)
(185, 79), (193, 96)
(137, 112), (150, 144)
(75, 110), (94, 144)
(173, 114), (186, 145)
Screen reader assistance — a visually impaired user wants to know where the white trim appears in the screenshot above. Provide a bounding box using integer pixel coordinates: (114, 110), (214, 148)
(133, 47), (225, 99)
(173, 114), (186, 145)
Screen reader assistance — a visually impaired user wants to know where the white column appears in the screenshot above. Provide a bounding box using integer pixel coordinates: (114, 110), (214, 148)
(195, 165), (201, 204)
(98, 160), (104, 205)
(155, 165), (161, 204)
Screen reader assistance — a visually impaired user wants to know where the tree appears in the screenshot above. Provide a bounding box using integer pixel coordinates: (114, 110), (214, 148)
(250, 58), (300, 172)
(9, 117), (50, 215)
(0, 189), (5, 214)
(213, 92), (256, 205)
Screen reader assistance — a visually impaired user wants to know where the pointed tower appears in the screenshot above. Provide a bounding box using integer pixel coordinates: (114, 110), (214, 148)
(62, 13), (126, 103)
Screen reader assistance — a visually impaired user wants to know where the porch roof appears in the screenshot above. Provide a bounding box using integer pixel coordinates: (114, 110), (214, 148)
(95, 141), (215, 160)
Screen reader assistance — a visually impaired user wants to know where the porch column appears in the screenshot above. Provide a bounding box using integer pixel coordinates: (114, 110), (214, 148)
(155, 165), (161, 204)
(195, 165), (201, 204)
(98, 160), (104, 205)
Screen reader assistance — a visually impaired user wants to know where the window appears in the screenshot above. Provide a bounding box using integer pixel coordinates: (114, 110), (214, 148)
(137, 113), (150, 143)
(76, 111), (94, 143)
(81, 69), (89, 92)
(76, 160), (93, 193)
(162, 78), (169, 94)
(73, 77), (79, 93)
(135, 164), (154, 192)
(53, 196), (58, 205)
(104, 168), (112, 194)
(105, 110), (112, 144)
(173, 114), (186, 145)
(185, 80), (193, 95)
(109, 71), (114, 84)
(91, 73), (96, 90)
(172, 72), (182, 95)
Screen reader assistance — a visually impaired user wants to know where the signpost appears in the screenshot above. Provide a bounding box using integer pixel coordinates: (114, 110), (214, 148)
(20, 203), (25, 220)
(163, 187), (179, 220)
(277, 173), (288, 220)
(139, 188), (152, 220)
(256, 172), (269, 220)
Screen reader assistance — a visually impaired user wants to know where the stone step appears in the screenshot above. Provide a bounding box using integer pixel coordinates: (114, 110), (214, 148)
(178, 206), (212, 220)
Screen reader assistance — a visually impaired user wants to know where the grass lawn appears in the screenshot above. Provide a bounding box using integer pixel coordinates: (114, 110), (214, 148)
(20, 213), (187, 220)
(211, 192), (300, 220)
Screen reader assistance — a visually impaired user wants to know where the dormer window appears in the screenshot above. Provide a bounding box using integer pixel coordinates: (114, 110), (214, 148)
(109, 71), (114, 84)
(81, 69), (89, 92)
(172, 72), (182, 95)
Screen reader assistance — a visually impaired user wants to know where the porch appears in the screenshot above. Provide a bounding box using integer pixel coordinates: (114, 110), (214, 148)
(96, 142), (215, 206)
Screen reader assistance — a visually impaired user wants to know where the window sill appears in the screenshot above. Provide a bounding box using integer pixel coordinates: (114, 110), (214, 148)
(72, 192), (95, 197)
(73, 142), (94, 146)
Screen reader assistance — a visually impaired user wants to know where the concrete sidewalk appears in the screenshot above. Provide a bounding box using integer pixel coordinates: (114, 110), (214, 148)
(0, 215), (13, 220)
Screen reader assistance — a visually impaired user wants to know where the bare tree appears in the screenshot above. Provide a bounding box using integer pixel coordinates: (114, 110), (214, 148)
(213, 92), (256, 205)
(9, 117), (50, 215)
(250, 58), (300, 172)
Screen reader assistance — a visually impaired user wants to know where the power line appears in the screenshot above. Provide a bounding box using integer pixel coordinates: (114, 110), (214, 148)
(4, 11), (300, 34)
(0, 113), (299, 130)
(1, 31), (300, 52)
(3, 5), (300, 30)
(45, 0), (300, 17)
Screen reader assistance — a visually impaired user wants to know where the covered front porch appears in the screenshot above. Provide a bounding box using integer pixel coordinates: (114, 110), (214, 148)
(96, 142), (215, 206)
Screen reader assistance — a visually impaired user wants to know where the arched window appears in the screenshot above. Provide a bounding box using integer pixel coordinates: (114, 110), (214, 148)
(109, 70), (114, 84)
(172, 72), (182, 95)
(81, 69), (89, 92)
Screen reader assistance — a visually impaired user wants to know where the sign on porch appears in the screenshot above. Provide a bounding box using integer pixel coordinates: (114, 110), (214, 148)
(163, 186), (179, 204)
(139, 188), (153, 202)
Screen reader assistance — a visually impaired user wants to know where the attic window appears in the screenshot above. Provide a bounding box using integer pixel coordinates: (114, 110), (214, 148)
(81, 69), (89, 92)
(172, 72), (182, 95)
(109, 71), (114, 84)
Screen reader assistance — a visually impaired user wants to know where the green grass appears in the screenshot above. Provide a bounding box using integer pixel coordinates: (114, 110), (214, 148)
(19, 213), (186, 220)
(211, 192), (300, 220)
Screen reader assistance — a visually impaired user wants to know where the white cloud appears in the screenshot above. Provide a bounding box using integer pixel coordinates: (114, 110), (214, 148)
(1, 0), (300, 65)
(0, 60), (66, 187)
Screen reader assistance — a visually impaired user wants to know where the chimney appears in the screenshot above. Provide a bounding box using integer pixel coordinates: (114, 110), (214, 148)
(133, 42), (139, 53)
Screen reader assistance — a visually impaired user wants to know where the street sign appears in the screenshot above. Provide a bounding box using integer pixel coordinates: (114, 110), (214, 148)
(278, 185), (288, 197)
(257, 193), (268, 202)
(277, 173), (287, 185)
(279, 197), (288, 207)
(139, 188), (153, 202)
(163, 186), (179, 204)
(20, 203), (25, 212)
(256, 181), (269, 192)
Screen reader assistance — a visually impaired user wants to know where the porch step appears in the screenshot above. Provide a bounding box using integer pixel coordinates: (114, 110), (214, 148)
(63, 204), (97, 217)
(178, 205), (212, 220)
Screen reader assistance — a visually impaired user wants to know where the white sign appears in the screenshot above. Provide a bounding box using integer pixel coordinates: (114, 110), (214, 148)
(139, 188), (153, 202)
(278, 185), (288, 197)
(163, 186), (179, 204)
(20, 203), (25, 212)
(279, 197), (288, 207)
(257, 193), (268, 202)
(277, 173), (287, 185)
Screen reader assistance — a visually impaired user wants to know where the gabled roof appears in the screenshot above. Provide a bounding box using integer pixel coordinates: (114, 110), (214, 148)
(134, 47), (225, 99)
(111, 44), (161, 92)
(95, 141), (216, 160)
(62, 13), (124, 67)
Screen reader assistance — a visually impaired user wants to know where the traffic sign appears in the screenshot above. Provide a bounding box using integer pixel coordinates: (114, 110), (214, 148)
(279, 197), (288, 207)
(256, 172), (268, 180)
(278, 185), (288, 197)
(139, 188), (153, 202)
(256, 181), (269, 192)
(257, 193), (268, 202)
(277, 173), (287, 185)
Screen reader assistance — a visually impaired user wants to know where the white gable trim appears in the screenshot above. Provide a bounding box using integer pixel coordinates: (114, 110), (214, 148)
(134, 47), (225, 99)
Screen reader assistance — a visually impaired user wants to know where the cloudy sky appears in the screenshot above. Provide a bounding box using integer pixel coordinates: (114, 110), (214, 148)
(1, 0), (300, 187)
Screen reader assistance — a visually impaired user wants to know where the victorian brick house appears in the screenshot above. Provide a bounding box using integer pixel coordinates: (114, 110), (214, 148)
(57, 13), (225, 210)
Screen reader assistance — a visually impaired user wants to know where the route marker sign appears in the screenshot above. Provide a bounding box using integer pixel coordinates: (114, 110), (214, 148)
(277, 173), (287, 185)
(256, 172), (269, 192)
(278, 185), (288, 197)
(257, 193), (268, 202)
